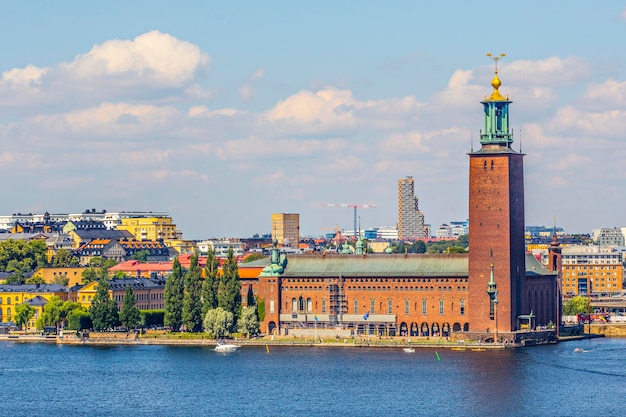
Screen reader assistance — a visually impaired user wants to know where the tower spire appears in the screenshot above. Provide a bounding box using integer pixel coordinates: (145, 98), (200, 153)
(479, 53), (513, 147)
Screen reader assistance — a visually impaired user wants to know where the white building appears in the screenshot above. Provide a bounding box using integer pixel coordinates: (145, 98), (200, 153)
(197, 240), (244, 258)
(376, 226), (398, 240)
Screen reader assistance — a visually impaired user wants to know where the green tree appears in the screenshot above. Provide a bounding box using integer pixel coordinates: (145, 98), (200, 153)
(119, 284), (141, 329)
(446, 246), (466, 253)
(90, 279), (119, 331)
(563, 295), (590, 315)
(131, 250), (150, 263)
(113, 271), (128, 279)
(25, 274), (46, 284)
(456, 234), (469, 249)
(52, 273), (70, 287)
(246, 285), (255, 308)
(182, 254), (203, 332)
(67, 310), (92, 330)
(203, 307), (234, 338)
(243, 253), (265, 263)
(0, 239), (47, 274)
(52, 248), (72, 267)
(15, 303), (36, 330)
(201, 248), (220, 316)
(237, 306), (260, 338)
(412, 240), (427, 253)
(164, 257), (184, 331)
(218, 247), (241, 320)
(81, 267), (107, 284)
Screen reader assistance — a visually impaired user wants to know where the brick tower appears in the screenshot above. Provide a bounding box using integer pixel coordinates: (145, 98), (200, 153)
(468, 55), (526, 334)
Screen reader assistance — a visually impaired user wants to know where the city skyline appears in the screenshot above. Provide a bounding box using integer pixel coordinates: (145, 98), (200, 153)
(1, 2), (625, 239)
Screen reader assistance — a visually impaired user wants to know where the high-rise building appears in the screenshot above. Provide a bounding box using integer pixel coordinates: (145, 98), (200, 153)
(397, 176), (427, 240)
(271, 213), (300, 248)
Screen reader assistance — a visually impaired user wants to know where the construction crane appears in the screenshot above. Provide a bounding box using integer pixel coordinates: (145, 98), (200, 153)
(322, 203), (376, 238)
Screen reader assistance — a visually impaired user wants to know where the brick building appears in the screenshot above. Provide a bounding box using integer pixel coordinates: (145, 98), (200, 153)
(255, 63), (559, 343)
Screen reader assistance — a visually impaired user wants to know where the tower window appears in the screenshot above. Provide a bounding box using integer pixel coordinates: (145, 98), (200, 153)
(483, 161), (487, 171)
(491, 160), (494, 170)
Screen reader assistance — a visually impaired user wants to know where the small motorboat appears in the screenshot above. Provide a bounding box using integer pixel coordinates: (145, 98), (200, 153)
(573, 347), (584, 353)
(215, 342), (240, 353)
(403, 348), (415, 353)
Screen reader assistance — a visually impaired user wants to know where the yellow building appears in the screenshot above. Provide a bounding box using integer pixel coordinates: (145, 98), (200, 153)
(0, 284), (68, 325)
(271, 213), (299, 248)
(368, 239), (390, 253)
(164, 238), (196, 255)
(116, 217), (179, 241)
(560, 247), (624, 296)
(33, 267), (86, 288)
(76, 280), (102, 310)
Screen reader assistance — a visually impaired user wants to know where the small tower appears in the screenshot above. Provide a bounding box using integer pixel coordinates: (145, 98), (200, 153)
(468, 53), (527, 333)
(548, 219), (563, 334)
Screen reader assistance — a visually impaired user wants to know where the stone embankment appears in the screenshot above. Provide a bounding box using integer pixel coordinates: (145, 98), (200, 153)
(586, 323), (626, 337)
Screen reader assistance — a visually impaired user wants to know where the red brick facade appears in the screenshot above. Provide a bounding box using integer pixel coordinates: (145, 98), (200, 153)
(468, 149), (526, 333)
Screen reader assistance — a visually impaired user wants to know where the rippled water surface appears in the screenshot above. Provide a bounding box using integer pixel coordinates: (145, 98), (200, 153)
(1, 338), (625, 416)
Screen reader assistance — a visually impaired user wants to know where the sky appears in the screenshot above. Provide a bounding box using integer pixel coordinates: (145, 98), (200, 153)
(1, 1), (626, 239)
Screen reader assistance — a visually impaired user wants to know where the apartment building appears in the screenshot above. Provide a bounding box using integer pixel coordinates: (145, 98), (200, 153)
(397, 176), (427, 240)
(271, 213), (299, 248)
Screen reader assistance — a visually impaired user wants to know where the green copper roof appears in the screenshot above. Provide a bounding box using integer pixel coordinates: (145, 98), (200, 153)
(524, 253), (554, 276)
(282, 253), (469, 278)
(279, 253), (557, 279)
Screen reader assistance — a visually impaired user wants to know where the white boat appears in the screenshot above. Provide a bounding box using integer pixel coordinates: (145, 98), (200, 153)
(403, 348), (415, 353)
(573, 347), (584, 353)
(215, 342), (240, 353)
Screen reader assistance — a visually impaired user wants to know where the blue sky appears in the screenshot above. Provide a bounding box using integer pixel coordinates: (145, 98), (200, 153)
(1, 1), (625, 239)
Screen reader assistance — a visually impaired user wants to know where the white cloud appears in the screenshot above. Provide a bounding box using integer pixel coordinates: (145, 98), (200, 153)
(214, 136), (349, 161)
(64, 30), (208, 87)
(0, 31), (210, 110)
(251, 67), (265, 80)
(502, 56), (592, 88)
(32, 102), (179, 138)
(580, 79), (626, 108)
(2, 64), (49, 88)
(264, 87), (422, 133)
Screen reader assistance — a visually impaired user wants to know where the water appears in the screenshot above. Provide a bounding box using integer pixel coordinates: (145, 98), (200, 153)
(1, 338), (625, 417)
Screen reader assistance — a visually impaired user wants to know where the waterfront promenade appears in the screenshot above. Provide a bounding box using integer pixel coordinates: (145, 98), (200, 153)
(0, 329), (602, 350)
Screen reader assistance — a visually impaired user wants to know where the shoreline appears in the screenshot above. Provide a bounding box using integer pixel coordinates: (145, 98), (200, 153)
(0, 333), (602, 349)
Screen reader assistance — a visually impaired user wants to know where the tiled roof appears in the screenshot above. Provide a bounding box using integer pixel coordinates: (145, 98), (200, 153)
(107, 278), (166, 291)
(107, 260), (172, 272)
(0, 284), (67, 292)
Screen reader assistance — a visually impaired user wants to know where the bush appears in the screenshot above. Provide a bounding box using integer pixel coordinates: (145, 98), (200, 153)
(141, 310), (165, 328)
(67, 311), (92, 330)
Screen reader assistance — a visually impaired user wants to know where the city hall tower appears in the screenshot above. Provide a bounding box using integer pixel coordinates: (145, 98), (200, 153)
(468, 55), (526, 333)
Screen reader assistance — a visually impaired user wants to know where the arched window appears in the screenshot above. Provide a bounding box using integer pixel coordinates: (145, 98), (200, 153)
(422, 299), (427, 315)
(387, 299), (393, 314)
(292, 298), (297, 312)
(460, 299), (465, 316)
(321, 299), (326, 314)
(370, 299), (376, 314)
(353, 299), (358, 314)
(439, 299), (444, 315)
(299, 297), (305, 312)
(307, 298), (312, 312)
(404, 299), (410, 314)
